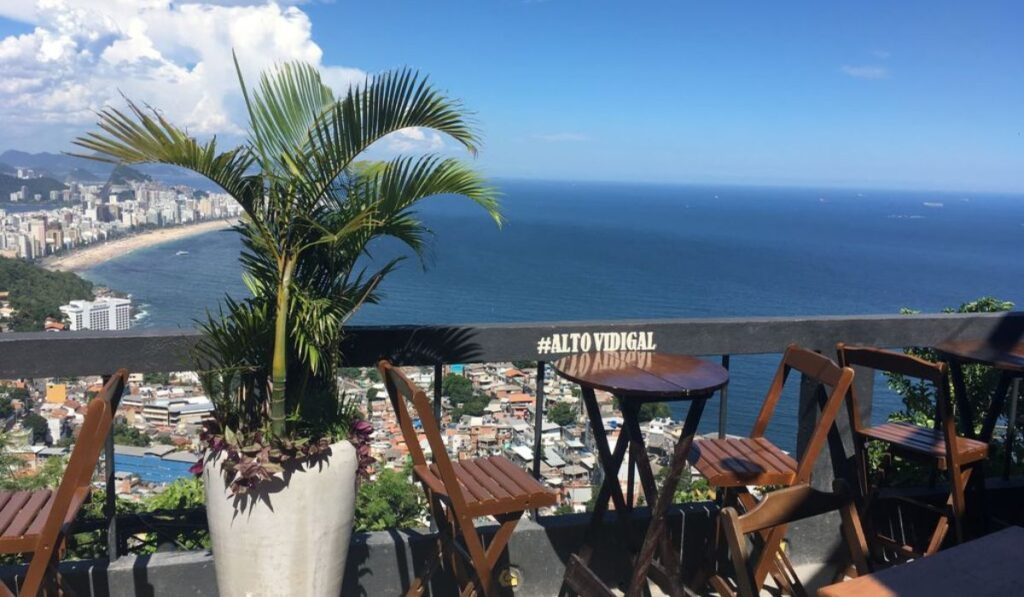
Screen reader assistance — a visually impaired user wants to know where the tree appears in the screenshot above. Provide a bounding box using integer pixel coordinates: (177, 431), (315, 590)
(14, 456), (65, 490)
(547, 402), (576, 427)
(113, 421), (151, 447)
(140, 477), (210, 552)
(0, 386), (28, 417)
(0, 257), (93, 331)
(143, 372), (171, 386)
(75, 57), (500, 458)
(889, 297), (1013, 426)
(452, 395), (489, 419)
(637, 402), (670, 423)
(0, 432), (65, 491)
(355, 465), (425, 531)
(442, 374), (474, 404)
(22, 412), (49, 445)
(553, 502), (575, 515)
(512, 361), (537, 371)
(881, 296), (1018, 481)
(366, 369), (382, 384)
(0, 433), (25, 485)
(340, 367), (362, 379)
(366, 387), (380, 401)
(654, 466), (714, 503)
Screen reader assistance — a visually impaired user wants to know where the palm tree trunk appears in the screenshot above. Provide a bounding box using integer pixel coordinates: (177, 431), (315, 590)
(270, 258), (294, 438)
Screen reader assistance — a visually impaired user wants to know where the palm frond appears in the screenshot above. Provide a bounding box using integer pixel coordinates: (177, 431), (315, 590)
(340, 155), (501, 259)
(235, 54), (338, 180)
(71, 99), (261, 214)
(299, 69), (482, 204)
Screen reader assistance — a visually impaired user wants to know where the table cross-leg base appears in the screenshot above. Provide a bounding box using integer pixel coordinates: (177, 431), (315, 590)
(626, 396), (708, 597)
(575, 387), (640, 565)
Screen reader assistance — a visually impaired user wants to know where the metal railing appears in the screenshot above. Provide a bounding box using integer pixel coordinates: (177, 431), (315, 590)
(2, 311), (1022, 562)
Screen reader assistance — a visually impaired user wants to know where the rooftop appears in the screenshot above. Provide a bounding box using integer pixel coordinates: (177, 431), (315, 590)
(1, 311), (1022, 595)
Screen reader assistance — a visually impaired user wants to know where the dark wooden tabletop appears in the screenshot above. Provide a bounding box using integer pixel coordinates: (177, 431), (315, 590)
(552, 351), (729, 399)
(934, 339), (1024, 372)
(818, 526), (1024, 597)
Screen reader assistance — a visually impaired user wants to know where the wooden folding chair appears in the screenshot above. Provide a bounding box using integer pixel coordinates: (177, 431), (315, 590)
(0, 369), (127, 596)
(720, 480), (871, 597)
(688, 344), (855, 593)
(378, 361), (558, 597)
(836, 344), (988, 558)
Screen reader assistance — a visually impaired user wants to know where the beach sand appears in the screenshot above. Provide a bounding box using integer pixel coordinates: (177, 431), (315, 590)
(43, 219), (236, 273)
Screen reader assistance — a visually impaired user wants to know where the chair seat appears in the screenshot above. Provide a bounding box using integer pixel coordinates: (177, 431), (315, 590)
(860, 422), (988, 466)
(415, 456), (558, 517)
(688, 437), (798, 487)
(0, 487), (90, 553)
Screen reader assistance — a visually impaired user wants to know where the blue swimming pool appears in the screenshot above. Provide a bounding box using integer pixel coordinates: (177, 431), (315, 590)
(116, 454), (195, 484)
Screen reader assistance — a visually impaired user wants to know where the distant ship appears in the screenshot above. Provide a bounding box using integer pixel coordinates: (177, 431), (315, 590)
(175, 250), (189, 256)
(922, 202), (944, 208)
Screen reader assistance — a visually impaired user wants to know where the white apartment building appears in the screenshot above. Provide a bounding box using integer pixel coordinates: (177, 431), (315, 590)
(59, 297), (132, 331)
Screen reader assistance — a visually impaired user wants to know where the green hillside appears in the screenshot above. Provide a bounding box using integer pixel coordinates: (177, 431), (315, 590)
(0, 174), (67, 201)
(0, 258), (93, 331)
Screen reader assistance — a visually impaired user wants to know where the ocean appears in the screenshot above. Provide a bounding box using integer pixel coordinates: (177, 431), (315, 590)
(80, 179), (1024, 451)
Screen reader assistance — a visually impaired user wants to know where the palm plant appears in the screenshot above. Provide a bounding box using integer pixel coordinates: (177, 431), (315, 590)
(73, 56), (500, 491)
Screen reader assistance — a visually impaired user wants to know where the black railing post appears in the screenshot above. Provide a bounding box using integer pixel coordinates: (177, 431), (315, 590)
(101, 374), (119, 561)
(1005, 377), (1020, 480)
(532, 361), (546, 482)
(433, 363), (443, 426)
(718, 354), (730, 439)
(431, 363), (443, 533)
(531, 361), (546, 519)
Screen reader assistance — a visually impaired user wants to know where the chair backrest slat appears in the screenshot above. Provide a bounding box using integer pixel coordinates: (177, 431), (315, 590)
(378, 361), (470, 511)
(752, 345), (855, 482)
(379, 361), (430, 468)
(837, 343), (950, 423)
(22, 369), (127, 595)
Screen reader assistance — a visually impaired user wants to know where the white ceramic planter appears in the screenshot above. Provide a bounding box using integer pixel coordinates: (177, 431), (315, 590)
(204, 440), (357, 597)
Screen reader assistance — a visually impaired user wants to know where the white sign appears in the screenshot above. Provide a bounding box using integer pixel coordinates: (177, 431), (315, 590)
(535, 330), (657, 355)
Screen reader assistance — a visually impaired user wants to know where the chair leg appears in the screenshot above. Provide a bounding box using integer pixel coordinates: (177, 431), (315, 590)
(924, 465), (974, 555)
(445, 513), (472, 591)
(425, 493), (471, 596)
(455, 514), (498, 597)
(406, 544), (440, 597)
(22, 540), (59, 597)
(736, 492), (797, 593)
(484, 513), (521, 572)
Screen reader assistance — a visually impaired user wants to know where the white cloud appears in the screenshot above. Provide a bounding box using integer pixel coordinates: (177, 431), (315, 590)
(0, 1), (367, 150)
(381, 127), (446, 153)
(532, 132), (589, 142)
(871, 50), (891, 60)
(841, 65), (889, 80)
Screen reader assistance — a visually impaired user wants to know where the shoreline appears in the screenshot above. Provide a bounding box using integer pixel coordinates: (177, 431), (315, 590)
(42, 219), (236, 273)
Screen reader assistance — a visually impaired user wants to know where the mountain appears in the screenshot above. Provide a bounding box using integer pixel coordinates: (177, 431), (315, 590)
(65, 168), (102, 183)
(0, 150), (215, 190)
(0, 174), (67, 201)
(109, 164), (152, 185)
(0, 151), (110, 179)
(0, 162), (14, 176)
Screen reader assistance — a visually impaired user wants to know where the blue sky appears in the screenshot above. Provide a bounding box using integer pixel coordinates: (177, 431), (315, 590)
(0, 1), (1021, 192)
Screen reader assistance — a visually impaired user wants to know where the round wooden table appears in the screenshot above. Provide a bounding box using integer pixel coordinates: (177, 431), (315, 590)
(553, 351), (728, 597)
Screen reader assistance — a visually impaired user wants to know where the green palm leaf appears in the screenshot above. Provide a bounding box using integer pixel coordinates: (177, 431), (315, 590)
(70, 99), (261, 216)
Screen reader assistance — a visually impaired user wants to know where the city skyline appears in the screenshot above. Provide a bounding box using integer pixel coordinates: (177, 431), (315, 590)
(0, 1), (1019, 193)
